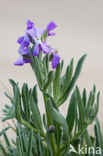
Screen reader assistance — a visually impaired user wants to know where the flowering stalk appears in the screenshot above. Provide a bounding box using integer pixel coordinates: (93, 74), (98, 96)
(14, 20), (60, 69)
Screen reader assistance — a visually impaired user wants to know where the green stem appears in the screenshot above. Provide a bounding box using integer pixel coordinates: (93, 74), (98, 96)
(30, 53), (56, 154)
(43, 94), (52, 127)
(43, 93), (56, 156)
(56, 124), (61, 154)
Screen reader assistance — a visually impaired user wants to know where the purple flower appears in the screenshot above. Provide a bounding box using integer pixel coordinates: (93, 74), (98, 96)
(14, 55), (31, 66)
(15, 20), (60, 69)
(26, 27), (49, 55)
(17, 36), (24, 44)
(33, 43), (39, 56)
(14, 54), (31, 66)
(18, 45), (30, 55)
(15, 32), (31, 66)
(26, 21), (57, 56)
(14, 56), (24, 66)
(52, 53), (60, 69)
(47, 21), (57, 31)
(17, 34), (30, 46)
(17, 34), (30, 55)
(26, 20), (34, 30)
(48, 32), (56, 36)
(46, 21), (57, 36)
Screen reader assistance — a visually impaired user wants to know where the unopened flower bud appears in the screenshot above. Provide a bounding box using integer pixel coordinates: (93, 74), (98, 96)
(48, 125), (55, 133)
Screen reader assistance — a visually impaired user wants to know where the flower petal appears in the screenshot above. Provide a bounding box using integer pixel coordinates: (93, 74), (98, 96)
(40, 42), (49, 54)
(23, 57), (32, 63)
(17, 36), (24, 44)
(48, 32), (56, 36)
(14, 56), (24, 66)
(23, 34), (30, 47)
(17, 35), (30, 47)
(35, 28), (44, 38)
(26, 20), (34, 30)
(33, 44), (39, 56)
(47, 21), (57, 31)
(18, 44), (30, 55)
(26, 28), (36, 39)
(52, 53), (60, 69)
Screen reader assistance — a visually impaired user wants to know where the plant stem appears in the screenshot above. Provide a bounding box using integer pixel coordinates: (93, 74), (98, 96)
(43, 93), (56, 156)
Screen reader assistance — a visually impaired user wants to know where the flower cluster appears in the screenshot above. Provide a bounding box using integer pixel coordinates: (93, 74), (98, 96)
(14, 20), (60, 68)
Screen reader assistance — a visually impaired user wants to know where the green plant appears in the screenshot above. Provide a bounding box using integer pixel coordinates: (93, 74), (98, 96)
(0, 20), (103, 156)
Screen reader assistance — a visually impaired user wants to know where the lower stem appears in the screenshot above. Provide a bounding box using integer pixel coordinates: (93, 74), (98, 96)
(43, 93), (56, 156)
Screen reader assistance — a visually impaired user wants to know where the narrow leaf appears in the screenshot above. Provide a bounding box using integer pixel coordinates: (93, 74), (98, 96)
(43, 71), (54, 91)
(47, 99), (69, 145)
(66, 91), (77, 134)
(53, 63), (61, 101)
(57, 54), (87, 106)
(29, 91), (43, 132)
(15, 85), (21, 122)
(76, 86), (85, 130)
(62, 58), (73, 95)
(94, 117), (103, 147)
(2, 130), (11, 147)
(27, 131), (33, 156)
